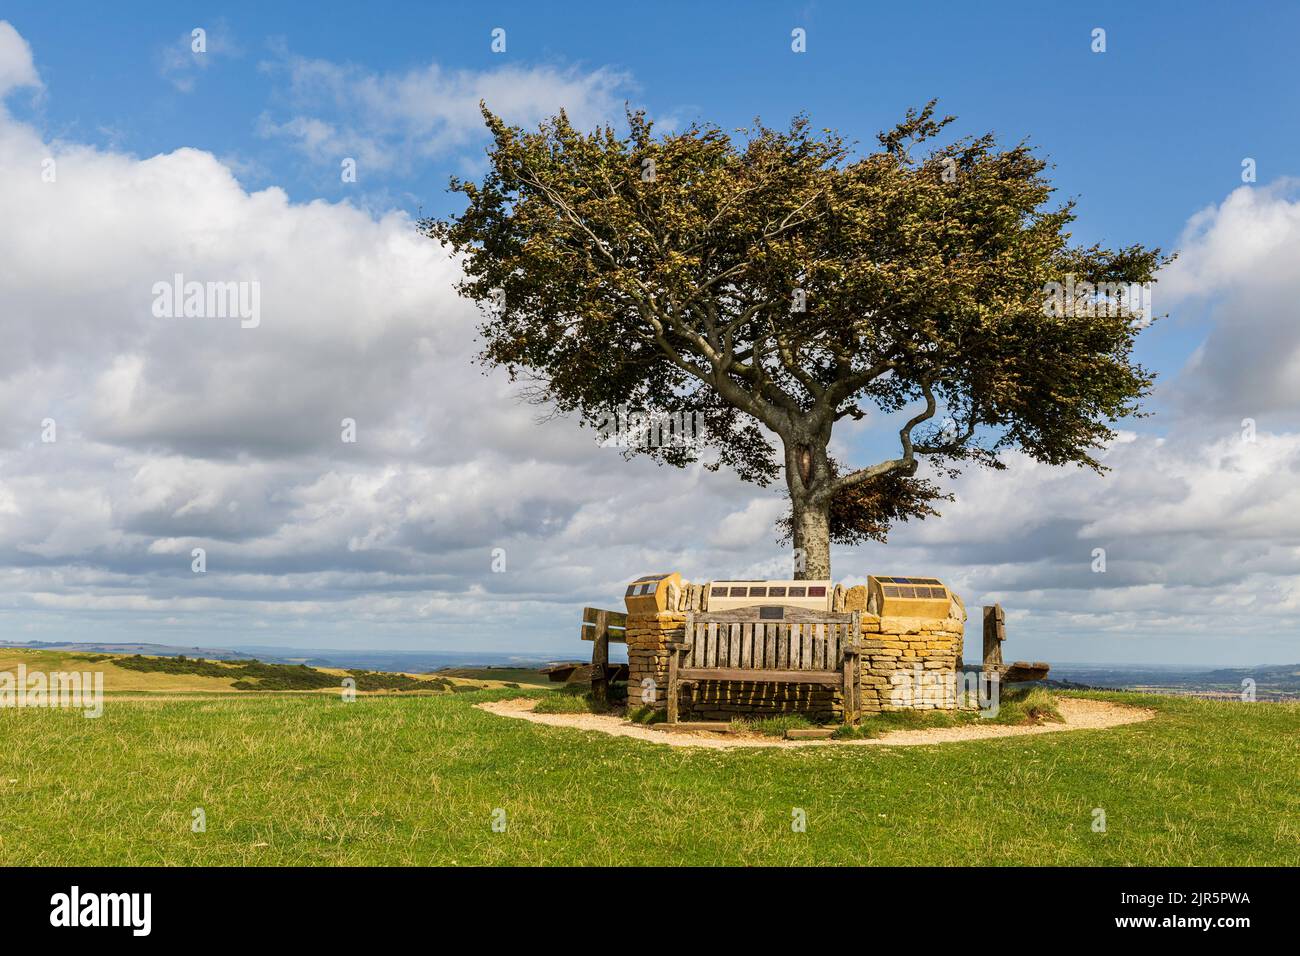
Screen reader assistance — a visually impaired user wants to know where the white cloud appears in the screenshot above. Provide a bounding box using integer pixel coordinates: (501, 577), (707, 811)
(3, 22), (1300, 665)
(159, 22), (240, 93)
(0, 20), (40, 99)
(1160, 181), (1300, 419)
(0, 28), (780, 651)
(257, 49), (635, 171)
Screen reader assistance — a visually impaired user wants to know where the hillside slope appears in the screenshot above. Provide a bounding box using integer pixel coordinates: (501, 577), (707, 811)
(0, 687), (1295, 866)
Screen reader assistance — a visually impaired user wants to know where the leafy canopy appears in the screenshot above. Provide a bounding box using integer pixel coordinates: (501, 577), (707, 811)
(428, 102), (1167, 544)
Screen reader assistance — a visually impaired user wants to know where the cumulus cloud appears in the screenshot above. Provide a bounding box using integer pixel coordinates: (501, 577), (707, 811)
(857, 183), (1300, 664)
(1160, 181), (1300, 421)
(0, 25), (780, 652)
(0, 20), (40, 99)
(3, 21), (1300, 665)
(256, 47), (635, 172)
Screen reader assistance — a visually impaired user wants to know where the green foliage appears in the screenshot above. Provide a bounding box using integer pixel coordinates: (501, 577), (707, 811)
(112, 655), (448, 692)
(993, 686), (1065, 725)
(778, 457), (950, 545)
(626, 705), (664, 725)
(428, 101), (1170, 561)
(729, 714), (817, 737)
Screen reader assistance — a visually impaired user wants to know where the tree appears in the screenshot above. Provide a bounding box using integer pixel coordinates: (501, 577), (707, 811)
(427, 101), (1167, 579)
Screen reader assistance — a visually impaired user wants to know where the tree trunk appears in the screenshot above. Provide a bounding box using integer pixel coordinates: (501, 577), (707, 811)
(786, 438), (832, 580)
(790, 495), (831, 580)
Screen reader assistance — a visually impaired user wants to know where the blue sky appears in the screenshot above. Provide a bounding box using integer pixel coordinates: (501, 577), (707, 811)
(10, 0), (1296, 422)
(2, 3), (1300, 665)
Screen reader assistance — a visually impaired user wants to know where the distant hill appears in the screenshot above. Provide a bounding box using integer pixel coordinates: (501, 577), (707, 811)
(1046, 662), (1300, 701)
(0, 640), (256, 661)
(0, 646), (528, 695)
(0, 641), (567, 674)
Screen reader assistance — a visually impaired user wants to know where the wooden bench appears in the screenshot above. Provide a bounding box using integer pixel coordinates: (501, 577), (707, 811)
(580, 606), (627, 706)
(666, 606), (862, 724)
(982, 602), (1050, 684)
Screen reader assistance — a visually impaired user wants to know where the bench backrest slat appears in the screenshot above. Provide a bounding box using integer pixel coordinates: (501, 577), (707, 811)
(682, 610), (859, 673)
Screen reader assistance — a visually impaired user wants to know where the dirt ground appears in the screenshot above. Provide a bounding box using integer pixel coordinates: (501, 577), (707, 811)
(476, 696), (1156, 749)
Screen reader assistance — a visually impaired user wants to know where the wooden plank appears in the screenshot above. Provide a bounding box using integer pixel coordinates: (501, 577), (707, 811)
(982, 605), (1005, 669)
(842, 649), (853, 725)
(678, 667), (842, 685)
(669, 614), (688, 725)
(740, 623), (751, 668)
(850, 611), (861, 723)
(705, 622), (717, 668)
(580, 605), (626, 643)
(652, 722), (735, 733)
(691, 607), (856, 624)
(785, 728), (835, 740)
(729, 623), (741, 668)
(1001, 661), (1050, 682)
(542, 663), (580, 683)
(590, 609), (609, 707)
(780, 625), (792, 669)
(582, 606), (628, 628)
(683, 612), (695, 672)
(592, 632), (625, 644)
(667, 645), (681, 724)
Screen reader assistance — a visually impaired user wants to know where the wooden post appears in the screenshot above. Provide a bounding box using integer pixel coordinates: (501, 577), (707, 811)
(982, 604), (1005, 670)
(669, 614), (692, 724)
(842, 611), (860, 724)
(666, 646), (681, 724)
(590, 609), (609, 707)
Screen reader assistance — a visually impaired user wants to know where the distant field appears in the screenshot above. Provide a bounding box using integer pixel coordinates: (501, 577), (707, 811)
(0, 648), (246, 694)
(0, 648), (516, 696)
(434, 666), (553, 687)
(1, 662), (1297, 865)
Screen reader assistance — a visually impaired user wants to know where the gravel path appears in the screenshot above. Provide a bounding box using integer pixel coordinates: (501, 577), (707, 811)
(476, 697), (1155, 749)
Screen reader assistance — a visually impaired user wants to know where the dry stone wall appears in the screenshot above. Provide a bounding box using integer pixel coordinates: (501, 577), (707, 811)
(624, 581), (968, 717)
(625, 611), (684, 709)
(858, 613), (965, 712)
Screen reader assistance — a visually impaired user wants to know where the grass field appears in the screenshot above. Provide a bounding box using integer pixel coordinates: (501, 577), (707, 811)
(434, 666), (553, 687)
(0, 648), (504, 696)
(1, 650), (1297, 866)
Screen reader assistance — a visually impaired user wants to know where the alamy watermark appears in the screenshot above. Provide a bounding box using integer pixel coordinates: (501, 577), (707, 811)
(152, 273), (260, 328)
(50, 886), (150, 936)
(889, 666), (1000, 717)
(596, 405), (706, 450)
(1042, 273), (1152, 327)
(1, 664), (103, 718)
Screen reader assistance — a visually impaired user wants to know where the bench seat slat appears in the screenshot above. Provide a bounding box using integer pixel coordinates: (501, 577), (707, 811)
(677, 667), (841, 685)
